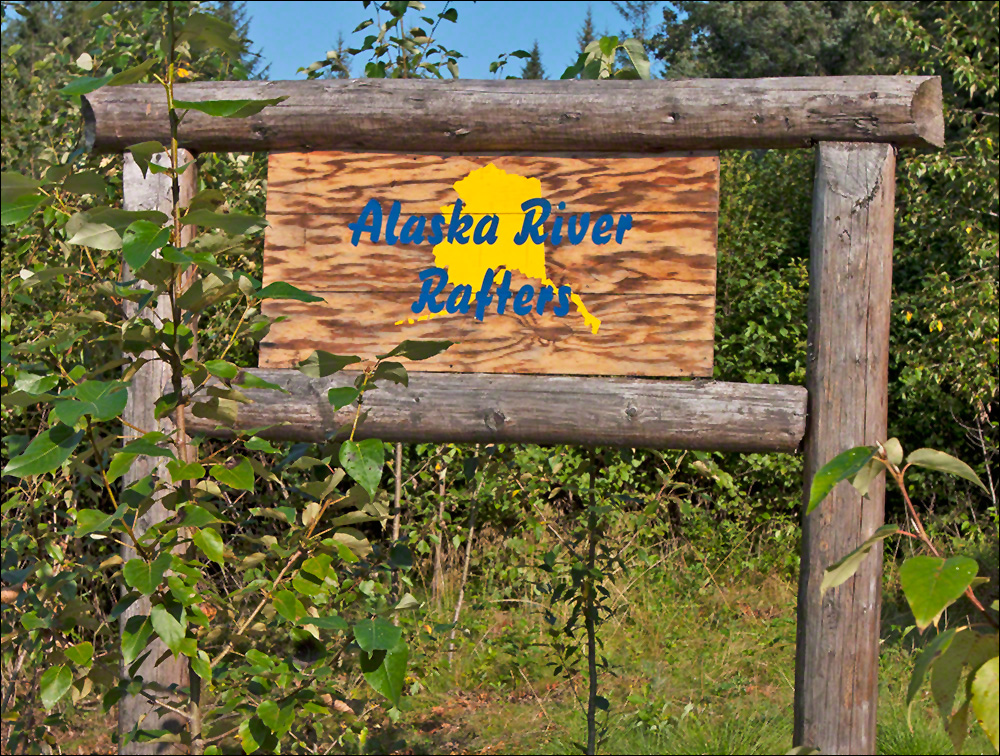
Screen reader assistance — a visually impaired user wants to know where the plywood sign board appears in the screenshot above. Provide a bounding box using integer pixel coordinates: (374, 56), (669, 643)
(260, 151), (719, 376)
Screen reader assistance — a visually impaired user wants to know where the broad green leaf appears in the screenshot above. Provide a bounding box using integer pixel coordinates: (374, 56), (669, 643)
(907, 628), (957, 721)
(76, 508), (114, 536)
(167, 460), (206, 483)
(971, 656), (999, 749)
(204, 359), (240, 380)
(360, 638), (408, 706)
(353, 617), (402, 653)
(947, 701), (971, 754)
(120, 435), (176, 458)
(257, 700), (295, 737)
(297, 351), (362, 378)
(900, 556), (979, 631)
(191, 650), (212, 685)
(210, 457), (254, 491)
(172, 97), (287, 118)
(377, 339), (453, 361)
(150, 604), (185, 655)
(107, 58), (156, 86)
(180, 13), (244, 58)
(906, 448), (988, 493)
(272, 590), (305, 622)
(621, 38), (651, 80)
(1, 171), (43, 201)
(53, 380), (128, 424)
(179, 504), (222, 529)
(2, 193), (47, 225)
(884, 437), (904, 467)
(180, 208), (266, 235)
(806, 446), (875, 513)
(59, 74), (114, 95)
(122, 220), (170, 271)
(121, 615), (154, 665)
(39, 665), (72, 709)
(239, 716), (274, 754)
(2, 423), (84, 478)
(65, 218), (120, 250)
(65, 641), (94, 667)
(372, 361), (408, 386)
(327, 386), (359, 410)
(123, 552), (173, 595)
(851, 459), (883, 497)
(255, 281), (323, 303)
(820, 525), (899, 596)
(239, 373), (285, 391)
(192, 527), (225, 564)
(61, 171), (107, 196)
(340, 439), (384, 497)
(128, 141), (166, 179)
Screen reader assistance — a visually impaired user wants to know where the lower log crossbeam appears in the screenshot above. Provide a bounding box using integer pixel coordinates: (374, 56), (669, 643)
(185, 370), (807, 453)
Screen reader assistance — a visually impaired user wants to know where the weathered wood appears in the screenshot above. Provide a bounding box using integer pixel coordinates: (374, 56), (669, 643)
(120, 151), (197, 755)
(267, 152), (720, 215)
(83, 77), (944, 153)
(260, 293), (715, 376)
(183, 371), (808, 453)
(263, 212), (717, 295)
(794, 143), (895, 754)
(261, 151), (718, 376)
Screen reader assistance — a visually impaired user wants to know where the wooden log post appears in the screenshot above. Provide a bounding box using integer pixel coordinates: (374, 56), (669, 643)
(794, 142), (895, 753)
(120, 150), (197, 755)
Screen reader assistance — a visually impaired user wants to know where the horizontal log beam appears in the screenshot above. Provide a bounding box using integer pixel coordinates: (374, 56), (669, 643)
(83, 77), (944, 154)
(184, 370), (808, 453)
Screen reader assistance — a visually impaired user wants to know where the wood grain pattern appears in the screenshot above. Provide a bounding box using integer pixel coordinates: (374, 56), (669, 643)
(263, 213), (717, 295)
(261, 293), (715, 376)
(262, 150), (719, 376)
(267, 152), (720, 215)
(83, 77), (945, 153)
(185, 370), (808, 453)
(793, 143), (895, 754)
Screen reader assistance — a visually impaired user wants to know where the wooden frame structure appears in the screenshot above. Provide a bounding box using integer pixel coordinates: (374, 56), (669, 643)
(85, 76), (944, 754)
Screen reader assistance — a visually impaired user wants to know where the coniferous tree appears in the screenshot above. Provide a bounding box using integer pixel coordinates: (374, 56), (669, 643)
(521, 40), (545, 79)
(577, 5), (596, 53)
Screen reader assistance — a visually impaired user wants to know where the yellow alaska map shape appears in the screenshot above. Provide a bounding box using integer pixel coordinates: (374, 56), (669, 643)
(397, 163), (600, 333)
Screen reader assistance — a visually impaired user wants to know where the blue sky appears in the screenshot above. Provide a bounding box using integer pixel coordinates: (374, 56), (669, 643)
(243, 1), (656, 80)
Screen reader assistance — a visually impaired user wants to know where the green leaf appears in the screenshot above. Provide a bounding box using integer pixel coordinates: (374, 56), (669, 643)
(907, 629), (957, 718)
(377, 339), (453, 361)
(150, 604), (185, 655)
(806, 446), (875, 513)
(59, 74), (113, 95)
(60, 171), (107, 196)
(900, 555), (979, 631)
(65, 641), (94, 667)
(353, 617), (402, 652)
(172, 97), (288, 118)
(121, 615), (154, 665)
(128, 141), (167, 179)
(239, 716), (274, 754)
(820, 525), (899, 596)
(971, 656), (999, 750)
(180, 209), (266, 235)
(65, 218), (121, 250)
(39, 665), (72, 709)
(210, 457), (254, 492)
(123, 552), (173, 595)
(2, 193), (47, 225)
(122, 220), (170, 271)
(272, 590), (306, 622)
(327, 387), (360, 410)
(192, 528), (225, 564)
(2, 423), (84, 478)
(53, 380), (128, 423)
(440, 7), (457, 21)
(372, 361), (408, 386)
(180, 13), (244, 58)
(340, 439), (384, 497)
(297, 351), (362, 378)
(107, 59), (157, 86)
(360, 638), (408, 707)
(255, 281), (323, 303)
(851, 459), (883, 497)
(76, 508), (114, 536)
(906, 448), (988, 493)
(167, 460), (206, 483)
(257, 700), (295, 737)
(179, 504), (222, 529)
(621, 38), (651, 80)
(1, 171), (43, 202)
(884, 437), (904, 467)
(204, 359), (240, 380)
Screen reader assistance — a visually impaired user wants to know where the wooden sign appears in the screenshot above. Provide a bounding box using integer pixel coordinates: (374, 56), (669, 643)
(260, 151), (719, 376)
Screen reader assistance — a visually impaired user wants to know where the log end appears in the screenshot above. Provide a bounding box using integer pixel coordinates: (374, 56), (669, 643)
(80, 93), (97, 153)
(913, 76), (945, 149)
